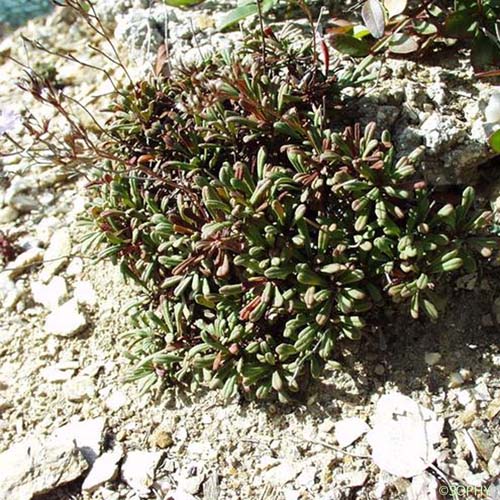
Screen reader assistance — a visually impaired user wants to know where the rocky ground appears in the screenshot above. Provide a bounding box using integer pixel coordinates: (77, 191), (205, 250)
(0, 2), (499, 500)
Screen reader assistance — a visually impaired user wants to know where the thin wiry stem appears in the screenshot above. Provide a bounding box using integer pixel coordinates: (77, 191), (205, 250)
(52, 0), (134, 86)
(20, 36), (126, 97)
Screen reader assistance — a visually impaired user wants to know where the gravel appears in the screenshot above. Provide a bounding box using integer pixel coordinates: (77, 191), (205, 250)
(0, 2), (499, 500)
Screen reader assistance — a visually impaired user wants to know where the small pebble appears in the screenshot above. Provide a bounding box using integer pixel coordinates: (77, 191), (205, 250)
(425, 352), (441, 366)
(448, 372), (465, 388)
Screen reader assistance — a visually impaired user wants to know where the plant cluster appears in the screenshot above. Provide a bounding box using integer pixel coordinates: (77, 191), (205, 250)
(75, 26), (497, 401)
(0, 231), (18, 265)
(9, 1), (497, 401)
(329, 0), (500, 71)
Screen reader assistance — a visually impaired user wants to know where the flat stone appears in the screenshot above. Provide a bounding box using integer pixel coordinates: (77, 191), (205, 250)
(486, 399), (500, 420)
(8, 194), (38, 213)
(488, 447), (500, 477)
(458, 405), (477, 427)
(263, 461), (301, 487)
(295, 465), (316, 488)
(367, 393), (443, 478)
(41, 366), (74, 382)
(419, 113), (464, 155)
(473, 382), (491, 402)
(317, 419), (335, 434)
(457, 389), (473, 407)
(44, 299), (87, 337)
(0, 206), (18, 224)
(121, 450), (164, 496)
(52, 417), (106, 464)
(406, 472), (439, 500)
(177, 461), (206, 495)
(3, 287), (24, 311)
(339, 471), (368, 488)
(105, 390), (129, 412)
(335, 417), (370, 448)
(424, 352), (441, 366)
(74, 280), (97, 306)
(469, 430), (495, 462)
(66, 257), (84, 277)
(62, 376), (96, 403)
(32, 276), (68, 310)
(82, 445), (123, 492)
(0, 434), (88, 499)
(5, 247), (44, 279)
(485, 92), (500, 124)
(40, 228), (71, 282)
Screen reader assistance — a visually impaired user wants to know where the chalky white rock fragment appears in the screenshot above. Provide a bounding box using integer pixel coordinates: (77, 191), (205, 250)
(32, 276), (68, 309)
(44, 299), (87, 337)
(82, 445), (123, 492)
(0, 434), (88, 499)
(367, 393), (443, 478)
(335, 417), (370, 448)
(121, 450), (164, 496)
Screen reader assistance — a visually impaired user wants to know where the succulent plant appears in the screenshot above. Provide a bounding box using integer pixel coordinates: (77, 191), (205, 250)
(7, 9), (489, 401)
(75, 25), (499, 401)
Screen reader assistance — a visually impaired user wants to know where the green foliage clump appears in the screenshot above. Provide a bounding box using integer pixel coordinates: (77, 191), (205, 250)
(83, 28), (496, 401)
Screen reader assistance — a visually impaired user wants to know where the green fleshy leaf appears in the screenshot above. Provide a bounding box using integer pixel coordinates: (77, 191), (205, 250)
(331, 34), (371, 57)
(489, 130), (500, 153)
(163, 0), (206, 6)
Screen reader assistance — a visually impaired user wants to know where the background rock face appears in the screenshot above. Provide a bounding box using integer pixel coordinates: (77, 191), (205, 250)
(0, 0), (53, 28)
(354, 60), (498, 186)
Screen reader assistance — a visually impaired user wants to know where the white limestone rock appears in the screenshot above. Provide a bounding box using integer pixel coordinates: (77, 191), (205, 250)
(335, 417), (370, 448)
(52, 417), (106, 464)
(40, 228), (71, 282)
(121, 450), (164, 496)
(82, 445), (123, 492)
(0, 434), (88, 499)
(367, 393), (443, 478)
(32, 275), (68, 309)
(44, 299), (87, 337)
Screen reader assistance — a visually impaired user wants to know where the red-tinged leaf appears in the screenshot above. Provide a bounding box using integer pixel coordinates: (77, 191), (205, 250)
(239, 295), (261, 321)
(384, 0), (407, 18)
(361, 0), (385, 39)
(330, 34), (371, 57)
(389, 33), (419, 54)
(155, 44), (169, 77)
(212, 351), (223, 371)
(489, 130), (500, 153)
(320, 39), (330, 73)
